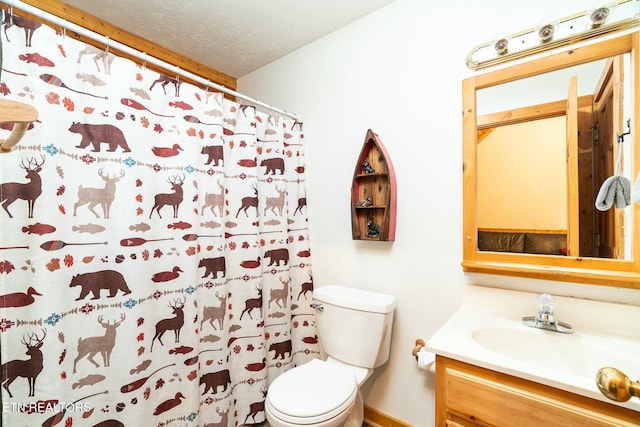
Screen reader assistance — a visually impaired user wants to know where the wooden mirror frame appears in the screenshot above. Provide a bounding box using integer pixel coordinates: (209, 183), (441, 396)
(462, 31), (640, 289)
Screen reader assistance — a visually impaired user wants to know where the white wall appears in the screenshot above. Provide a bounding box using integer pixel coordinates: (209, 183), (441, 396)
(238, 1), (640, 425)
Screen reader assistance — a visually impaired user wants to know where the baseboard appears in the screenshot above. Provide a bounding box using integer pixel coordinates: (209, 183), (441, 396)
(364, 405), (412, 427)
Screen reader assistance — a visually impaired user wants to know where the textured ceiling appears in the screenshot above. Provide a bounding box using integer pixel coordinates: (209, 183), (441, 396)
(60, 0), (397, 78)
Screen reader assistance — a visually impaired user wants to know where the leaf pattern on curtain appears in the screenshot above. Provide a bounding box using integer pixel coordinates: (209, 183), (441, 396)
(0, 13), (319, 427)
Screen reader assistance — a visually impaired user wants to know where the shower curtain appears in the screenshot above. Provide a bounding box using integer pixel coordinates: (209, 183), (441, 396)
(0, 12), (318, 427)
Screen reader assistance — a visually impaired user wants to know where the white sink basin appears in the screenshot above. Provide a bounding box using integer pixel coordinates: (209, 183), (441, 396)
(426, 294), (640, 413)
(471, 326), (639, 379)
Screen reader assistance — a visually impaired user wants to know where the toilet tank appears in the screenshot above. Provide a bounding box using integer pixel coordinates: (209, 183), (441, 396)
(313, 285), (395, 368)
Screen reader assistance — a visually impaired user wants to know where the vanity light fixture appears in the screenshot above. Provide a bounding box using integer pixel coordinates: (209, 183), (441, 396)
(466, 0), (638, 70)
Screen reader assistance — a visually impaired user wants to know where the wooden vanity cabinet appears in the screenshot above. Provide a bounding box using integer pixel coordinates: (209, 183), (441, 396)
(435, 356), (640, 426)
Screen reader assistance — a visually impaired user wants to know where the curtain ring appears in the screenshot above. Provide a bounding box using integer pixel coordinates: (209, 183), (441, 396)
(142, 52), (147, 70)
(62, 20), (67, 39)
(175, 67), (180, 82)
(105, 36), (110, 55)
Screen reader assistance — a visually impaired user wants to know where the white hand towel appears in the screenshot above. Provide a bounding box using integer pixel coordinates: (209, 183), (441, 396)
(595, 175), (631, 211)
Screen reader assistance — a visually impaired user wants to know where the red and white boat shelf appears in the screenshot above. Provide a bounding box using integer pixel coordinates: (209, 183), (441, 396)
(350, 129), (397, 241)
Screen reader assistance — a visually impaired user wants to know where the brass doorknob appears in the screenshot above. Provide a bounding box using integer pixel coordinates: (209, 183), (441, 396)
(596, 367), (640, 402)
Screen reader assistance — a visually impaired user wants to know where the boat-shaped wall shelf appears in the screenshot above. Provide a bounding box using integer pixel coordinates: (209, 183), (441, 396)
(467, 0), (640, 70)
(350, 129), (397, 241)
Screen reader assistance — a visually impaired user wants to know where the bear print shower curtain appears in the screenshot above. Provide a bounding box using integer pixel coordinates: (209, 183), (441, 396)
(0, 11), (319, 427)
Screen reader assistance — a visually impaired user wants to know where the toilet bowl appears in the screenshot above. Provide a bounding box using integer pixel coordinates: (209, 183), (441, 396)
(265, 358), (368, 427)
(265, 285), (396, 427)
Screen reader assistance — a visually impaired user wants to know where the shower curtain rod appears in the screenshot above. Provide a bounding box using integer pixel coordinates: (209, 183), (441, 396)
(0, 0), (301, 121)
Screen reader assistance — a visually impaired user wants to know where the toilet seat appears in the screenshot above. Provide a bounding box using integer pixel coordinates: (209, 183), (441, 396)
(267, 358), (358, 425)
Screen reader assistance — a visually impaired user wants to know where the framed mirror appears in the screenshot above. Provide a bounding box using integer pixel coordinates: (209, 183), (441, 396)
(462, 31), (640, 289)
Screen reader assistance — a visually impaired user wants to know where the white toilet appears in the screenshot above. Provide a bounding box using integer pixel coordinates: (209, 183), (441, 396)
(265, 285), (396, 427)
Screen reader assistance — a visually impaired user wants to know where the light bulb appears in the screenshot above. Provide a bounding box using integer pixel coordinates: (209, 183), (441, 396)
(588, 1), (618, 27)
(535, 16), (559, 43)
(491, 31), (511, 55)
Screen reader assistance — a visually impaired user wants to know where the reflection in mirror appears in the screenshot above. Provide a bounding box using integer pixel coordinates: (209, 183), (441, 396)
(462, 32), (640, 289)
(477, 116), (568, 256)
(476, 55), (632, 259)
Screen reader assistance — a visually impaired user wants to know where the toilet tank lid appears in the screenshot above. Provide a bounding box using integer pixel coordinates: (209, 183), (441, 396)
(313, 285), (396, 313)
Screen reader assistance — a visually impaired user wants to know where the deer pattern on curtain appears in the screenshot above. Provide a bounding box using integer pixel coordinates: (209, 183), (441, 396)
(0, 13), (319, 427)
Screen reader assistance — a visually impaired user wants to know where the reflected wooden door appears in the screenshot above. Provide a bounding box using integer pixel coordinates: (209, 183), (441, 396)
(566, 76), (579, 257)
(577, 93), (595, 257)
(593, 56), (624, 259)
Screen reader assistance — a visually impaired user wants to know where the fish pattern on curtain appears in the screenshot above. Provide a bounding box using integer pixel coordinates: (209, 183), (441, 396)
(0, 13), (319, 427)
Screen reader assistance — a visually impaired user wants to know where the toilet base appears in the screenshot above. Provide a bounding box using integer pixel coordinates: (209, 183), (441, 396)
(342, 388), (364, 427)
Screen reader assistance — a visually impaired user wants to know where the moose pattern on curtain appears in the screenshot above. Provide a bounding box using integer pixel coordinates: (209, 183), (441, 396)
(0, 12), (319, 427)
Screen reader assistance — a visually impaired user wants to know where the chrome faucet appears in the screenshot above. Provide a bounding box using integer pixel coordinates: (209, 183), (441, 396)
(522, 294), (573, 334)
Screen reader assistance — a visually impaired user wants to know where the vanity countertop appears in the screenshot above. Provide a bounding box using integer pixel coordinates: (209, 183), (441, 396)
(426, 285), (640, 413)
